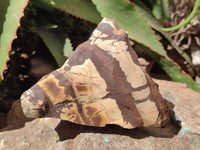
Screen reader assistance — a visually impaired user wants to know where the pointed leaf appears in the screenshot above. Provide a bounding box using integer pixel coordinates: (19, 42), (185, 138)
(32, 16), (68, 66)
(152, 0), (169, 20)
(152, 0), (162, 19)
(132, 0), (163, 29)
(35, 28), (67, 66)
(0, 0), (29, 80)
(161, 0), (170, 20)
(63, 38), (73, 58)
(32, 0), (102, 24)
(0, 0), (10, 36)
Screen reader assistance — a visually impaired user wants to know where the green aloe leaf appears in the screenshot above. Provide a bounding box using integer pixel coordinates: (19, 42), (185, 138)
(0, 0), (10, 36)
(152, 0), (169, 20)
(152, 0), (162, 19)
(162, 0), (170, 20)
(92, 0), (200, 92)
(132, 0), (163, 29)
(133, 0), (193, 68)
(32, 0), (102, 24)
(137, 43), (200, 92)
(0, 0), (29, 81)
(32, 15), (72, 66)
(63, 38), (73, 58)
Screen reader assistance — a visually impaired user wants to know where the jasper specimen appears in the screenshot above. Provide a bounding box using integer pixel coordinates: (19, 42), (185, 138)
(21, 18), (169, 129)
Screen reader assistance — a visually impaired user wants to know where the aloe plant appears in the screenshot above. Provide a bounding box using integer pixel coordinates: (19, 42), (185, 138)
(0, 0), (29, 81)
(32, 0), (102, 24)
(152, 0), (169, 20)
(0, 0), (199, 92)
(31, 14), (73, 66)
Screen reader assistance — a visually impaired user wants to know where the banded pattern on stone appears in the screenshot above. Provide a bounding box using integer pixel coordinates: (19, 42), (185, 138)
(20, 18), (169, 129)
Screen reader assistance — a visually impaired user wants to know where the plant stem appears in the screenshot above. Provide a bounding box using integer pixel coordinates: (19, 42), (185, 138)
(160, 0), (200, 32)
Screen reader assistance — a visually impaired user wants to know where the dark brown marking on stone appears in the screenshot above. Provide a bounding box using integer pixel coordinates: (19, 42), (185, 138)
(75, 85), (87, 92)
(96, 23), (115, 36)
(67, 39), (144, 127)
(91, 115), (102, 126)
(52, 70), (76, 99)
(97, 18), (120, 35)
(79, 94), (88, 96)
(30, 84), (47, 105)
(146, 74), (165, 106)
(46, 102), (74, 119)
(145, 74), (170, 125)
(66, 22), (148, 126)
(22, 84), (51, 117)
(94, 55), (144, 127)
(64, 108), (83, 124)
(73, 115), (83, 124)
(135, 98), (149, 104)
(94, 19), (140, 66)
(34, 73), (75, 119)
(85, 106), (97, 117)
(67, 43), (91, 66)
(58, 103), (74, 109)
(90, 45), (148, 127)
(127, 39), (141, 65)
(44, 80), (62, 98)
(75, 101), (92, 126)
(131, 83), (149, 91)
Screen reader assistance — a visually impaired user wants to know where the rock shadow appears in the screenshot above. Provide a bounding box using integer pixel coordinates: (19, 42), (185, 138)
(55, 118), (181, 141)
(0, 100), (33, 132)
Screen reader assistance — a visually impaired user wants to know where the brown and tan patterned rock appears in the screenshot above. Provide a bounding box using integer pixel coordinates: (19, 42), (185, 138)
(20, 18), (169, 129)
